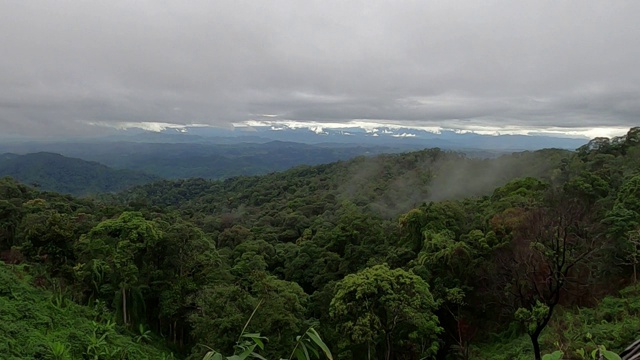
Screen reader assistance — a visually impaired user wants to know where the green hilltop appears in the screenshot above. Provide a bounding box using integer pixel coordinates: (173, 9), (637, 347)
(0, 152), (159, 196)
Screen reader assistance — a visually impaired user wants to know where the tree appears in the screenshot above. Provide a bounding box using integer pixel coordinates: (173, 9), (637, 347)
(399, 208), (427, 252)
(17, 209), (76, 274)
(153, 219), (221, 347)
(329, 264), (441, 360)
(418, 229), (473, 276)
(189, 275), (308, 358)
(0, 199), (21, 249)
(494, 196), (600, 360)
(614, 175), (640, 214)
(604, 174), (640, 282)
(217, 225), (253, 249)
(621, 228), (640, 283)
(76, 211), (161, 326)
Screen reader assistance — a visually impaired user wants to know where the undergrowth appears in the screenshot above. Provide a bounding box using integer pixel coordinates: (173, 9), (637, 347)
(475, 285), (640, 359)
(0, 261), (173, 359)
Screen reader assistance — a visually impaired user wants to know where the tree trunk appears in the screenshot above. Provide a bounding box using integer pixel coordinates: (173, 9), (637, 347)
(385, 333), (392, 360)
(180, 325), (184, 348)
(530, 306), (555, 360)
(122, 287), (128, 325)
(531, 333), (541, 360)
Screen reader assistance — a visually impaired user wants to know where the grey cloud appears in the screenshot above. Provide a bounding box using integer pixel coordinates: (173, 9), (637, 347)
(0, 0), (639, 137)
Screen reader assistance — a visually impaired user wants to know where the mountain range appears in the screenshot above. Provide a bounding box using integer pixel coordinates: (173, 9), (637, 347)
(1, 124), (589, 151)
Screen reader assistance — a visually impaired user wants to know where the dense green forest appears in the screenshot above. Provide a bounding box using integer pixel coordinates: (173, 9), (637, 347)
(1, 127), (639, 359)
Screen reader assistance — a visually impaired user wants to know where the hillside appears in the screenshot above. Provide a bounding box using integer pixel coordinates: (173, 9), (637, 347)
(0, 127), (638, 360)
(117, 146), (570, 219)
(0, 262), (172, 359)
(0, 152), (159, 196)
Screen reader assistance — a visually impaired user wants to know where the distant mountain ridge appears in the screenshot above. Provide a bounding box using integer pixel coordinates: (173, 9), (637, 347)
(0, 152), (159, 196)
(148, 124), (590, 150)
(0, 142), (414, 180)
(1, 123), (590, 150)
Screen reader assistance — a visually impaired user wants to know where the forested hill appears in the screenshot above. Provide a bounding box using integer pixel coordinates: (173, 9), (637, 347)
(0, 152), (159, 196)
(118, 147), (570, 219)
(1, 127), (639, 360)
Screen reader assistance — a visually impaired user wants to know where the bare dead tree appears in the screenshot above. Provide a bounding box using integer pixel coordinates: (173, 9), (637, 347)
(493, 192), (602, 360)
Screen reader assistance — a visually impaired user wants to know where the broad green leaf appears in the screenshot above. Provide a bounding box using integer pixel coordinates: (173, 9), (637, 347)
(202, 351), (224, 360)
(294, 347), (307, 360)
(601, 350), (622, 360)
(228, 344), (257, 360)
(241, 334), (266, 350)
(300, 342), (310, 360)
(306, 328), (333, 360)
(306, 342), (320, 359)
(250, 352), (268, 360)
(542, 351), (563, 360)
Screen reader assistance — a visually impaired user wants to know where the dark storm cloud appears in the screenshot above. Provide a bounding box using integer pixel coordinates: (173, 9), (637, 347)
(1, 1), (639, 137)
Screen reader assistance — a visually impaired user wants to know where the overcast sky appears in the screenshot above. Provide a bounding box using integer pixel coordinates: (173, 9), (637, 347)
(1, 1), (639, 138)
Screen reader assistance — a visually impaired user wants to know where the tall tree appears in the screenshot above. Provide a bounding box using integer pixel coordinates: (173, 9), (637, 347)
(494, 194), (600, 360)
(330, 264), (441, 360)
(76, 211), (161, 326)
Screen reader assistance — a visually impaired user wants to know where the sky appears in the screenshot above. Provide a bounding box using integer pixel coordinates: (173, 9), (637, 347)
(1, 1), (639, 138)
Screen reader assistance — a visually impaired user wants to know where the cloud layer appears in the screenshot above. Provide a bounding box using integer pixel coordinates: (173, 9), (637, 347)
(1, 1), (639, 137)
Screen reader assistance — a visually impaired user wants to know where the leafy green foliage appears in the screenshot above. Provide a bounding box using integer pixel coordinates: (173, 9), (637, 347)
(201, 302), (332, 360)
(76, 211), (162, 326)
(478, 284), (640, 359)
(329, 264), (441, 359)
(0, 262), (170, 359)
(202, 327), (332, 360)
(541, 351), (563, 360)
